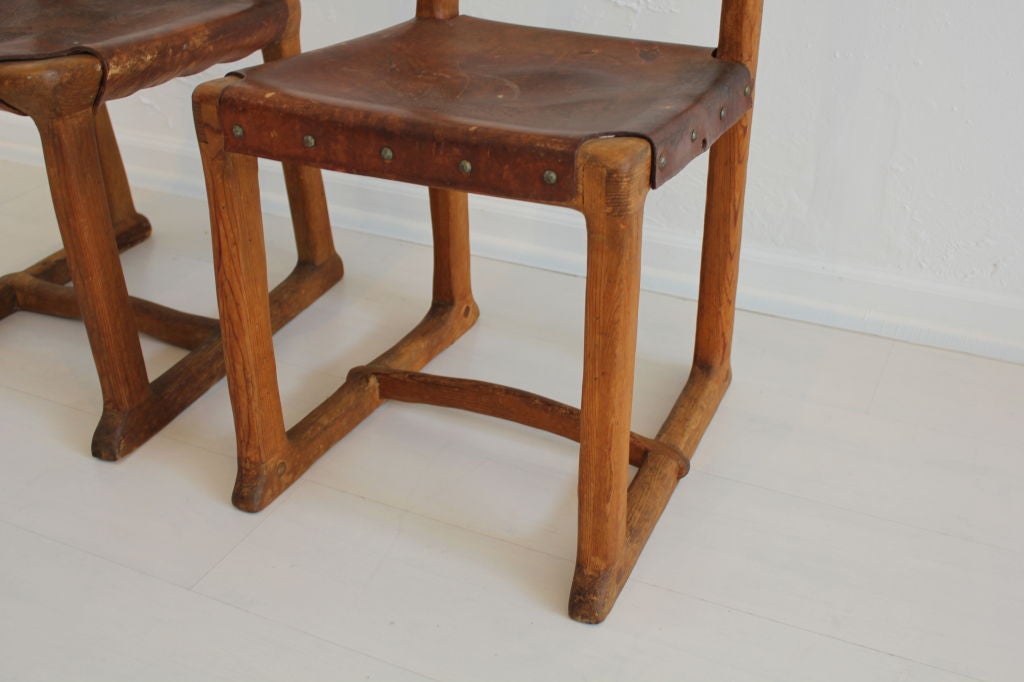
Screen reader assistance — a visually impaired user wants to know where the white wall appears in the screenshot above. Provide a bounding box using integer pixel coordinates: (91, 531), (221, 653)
(2, 0), (1022, 362)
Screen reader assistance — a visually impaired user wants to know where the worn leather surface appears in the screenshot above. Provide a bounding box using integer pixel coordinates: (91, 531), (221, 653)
(221, 16), (752, 201)
(0, 0), (288, 103)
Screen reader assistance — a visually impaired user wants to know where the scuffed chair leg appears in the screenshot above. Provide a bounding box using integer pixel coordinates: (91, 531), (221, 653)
(37, 106), (154, 458)
(195, 79), (346, 512)
(569, 138), (650, 624)
(196, 80), (292, 512)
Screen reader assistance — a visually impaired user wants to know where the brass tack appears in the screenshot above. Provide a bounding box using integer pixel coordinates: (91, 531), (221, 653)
(691, 129), (699, 142)
(658, 154), (667, 169)
(744, 85), (752, 97)
(276, 462), (287, 476)
(231, 124), (244, 138)
(303, 135), (316, 148)
(720, 106), (727, 120)
(458, 160), (473, 175)
(542, 170), (558, 185)
(381, 146), (395, 161)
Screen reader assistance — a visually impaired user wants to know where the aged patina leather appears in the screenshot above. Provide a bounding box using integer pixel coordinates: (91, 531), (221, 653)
(0, 0), (288, 105)
(219, 15), (752, 202)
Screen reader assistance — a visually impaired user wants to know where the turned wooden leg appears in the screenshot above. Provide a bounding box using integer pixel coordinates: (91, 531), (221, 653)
(569, 138), (650, 624)
(36, 107), (152, 456)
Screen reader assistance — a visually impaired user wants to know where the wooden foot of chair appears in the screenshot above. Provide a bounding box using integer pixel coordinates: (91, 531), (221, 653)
(0, 211), (341, 460)
(91, 256), (343, 459)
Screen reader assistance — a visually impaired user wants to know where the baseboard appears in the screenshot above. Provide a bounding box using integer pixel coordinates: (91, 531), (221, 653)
(2, 121), (1021, 365)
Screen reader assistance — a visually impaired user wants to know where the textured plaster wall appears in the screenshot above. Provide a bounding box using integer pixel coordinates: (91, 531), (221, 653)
(1, 1), (1022, 361)
(522, 0), (1024, 297)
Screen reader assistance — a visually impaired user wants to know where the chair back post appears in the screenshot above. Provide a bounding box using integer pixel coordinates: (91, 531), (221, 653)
(416, 0), (459, 19)
(718, 0), (763, 76)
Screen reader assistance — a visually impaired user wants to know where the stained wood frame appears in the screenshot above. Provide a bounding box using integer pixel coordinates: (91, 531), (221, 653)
(0, 0), (342, 459)
(197, 0), (763, 623)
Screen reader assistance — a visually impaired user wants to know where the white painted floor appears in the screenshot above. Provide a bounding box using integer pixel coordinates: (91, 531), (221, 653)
(0, 157), (1021, 682)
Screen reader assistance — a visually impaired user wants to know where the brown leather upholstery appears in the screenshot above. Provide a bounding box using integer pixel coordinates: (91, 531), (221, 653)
(220, 16), (753, 202)
(0, 0), (289, 103)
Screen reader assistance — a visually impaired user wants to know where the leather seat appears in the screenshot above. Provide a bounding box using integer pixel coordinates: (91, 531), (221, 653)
(0, 0), (288, 105)
(219, 15), (753, 202)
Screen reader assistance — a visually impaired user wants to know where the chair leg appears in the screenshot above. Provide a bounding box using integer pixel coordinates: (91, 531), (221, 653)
(0, 53), (339, 461)
(0, 103), (152, 320)
(427, 188), (475, 312)
(94, 103), (152, 237)
(693, 112), (753, 373)
(569, 138), (650, 624)
(201, 181), (483, 512)
(36, 108), (152, 452)
(280, 162), (337, 267)
(196, 89), (291, 511)
(372, 187), (479, 371)
(654, 0), (760, 457)
(263, 0), (339, 271)
(656, 112), (754, 456)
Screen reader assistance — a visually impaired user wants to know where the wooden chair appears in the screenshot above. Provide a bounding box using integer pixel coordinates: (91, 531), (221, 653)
(0, 1), (341, 459)
(194, 0), (763, 623)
